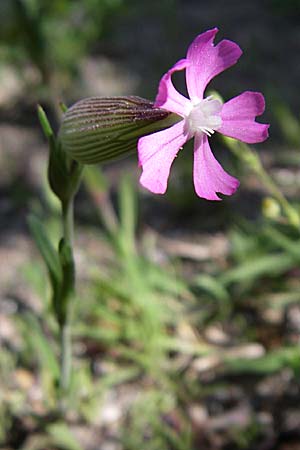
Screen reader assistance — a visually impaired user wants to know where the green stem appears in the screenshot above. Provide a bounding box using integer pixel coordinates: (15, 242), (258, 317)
(59, 321), (71, 394)
(62, 199), (74, 246)
(59, 197), (75, 398)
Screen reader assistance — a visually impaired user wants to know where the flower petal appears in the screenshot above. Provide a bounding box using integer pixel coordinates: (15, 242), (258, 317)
(219, 91), (269, 143)
(193, 134), (239, 200)
(138, 121), (187, 194)
(186, 28), (242, 100)
(154, 59), (191, 116)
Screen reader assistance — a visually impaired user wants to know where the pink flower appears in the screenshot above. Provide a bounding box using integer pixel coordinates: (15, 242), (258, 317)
(138, 28), (269, 200)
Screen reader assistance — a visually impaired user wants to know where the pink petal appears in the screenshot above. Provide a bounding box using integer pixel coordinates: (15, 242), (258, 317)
(193, 134), (239, 200)
(219, 91), (270, 143)
(186, 28), (242, 100)
(138, 121), (187, 194)
(154, 59), (191, 116)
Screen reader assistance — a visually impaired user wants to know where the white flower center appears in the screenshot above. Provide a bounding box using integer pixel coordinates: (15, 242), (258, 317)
(185, 96), (223, 138)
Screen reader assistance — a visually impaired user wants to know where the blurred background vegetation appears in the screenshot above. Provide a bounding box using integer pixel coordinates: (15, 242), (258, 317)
(1, 0), (300, 449)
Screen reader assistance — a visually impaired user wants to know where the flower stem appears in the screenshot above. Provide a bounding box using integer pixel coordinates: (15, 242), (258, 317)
(59, 320), (71, 394)
(62, 198), (74, 247)
(59, 197), (75, 400)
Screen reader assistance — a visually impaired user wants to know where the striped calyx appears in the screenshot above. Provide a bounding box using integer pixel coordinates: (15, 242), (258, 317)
(59, 96), (180, 164)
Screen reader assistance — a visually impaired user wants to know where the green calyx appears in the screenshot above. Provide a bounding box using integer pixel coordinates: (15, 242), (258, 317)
(37, 105), (83, 204)
(58, 96), (181, 165)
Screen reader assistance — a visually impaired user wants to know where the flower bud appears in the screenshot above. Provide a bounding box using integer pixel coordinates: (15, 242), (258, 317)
(59, 96), (180, 164)
(262, 197), (281, 220)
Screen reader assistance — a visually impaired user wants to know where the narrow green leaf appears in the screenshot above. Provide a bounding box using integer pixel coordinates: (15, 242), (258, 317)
(47, 422), (83, 450)
(25, 313), (59, 379)
(220, 253), (295, 286)
(225, 346), (300, 375)
(145, 262), (188, 296)
(37, 105), (54, 140)
(118, 175), (137, 255)
(263, 225), (300, 260)
(59, 102), (68, 113)
(28, 214), (63, 318)
(28, 214), (62, 285)
(194, 274), (230, 301)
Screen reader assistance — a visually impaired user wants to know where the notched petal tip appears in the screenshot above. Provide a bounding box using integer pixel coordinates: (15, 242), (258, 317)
(186, 30), (243, 99)
(200, 177), (240, 201)
(219, 91), (269, 144)
(189, 27), (219, 52)
(253, 92), (266, 115)
(215, 39), (243, 71)
(261, 123), (270, 141)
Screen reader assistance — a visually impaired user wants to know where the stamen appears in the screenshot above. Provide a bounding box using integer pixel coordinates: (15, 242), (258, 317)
(185, 96), (222, 138)
(200, 126), (215, 136)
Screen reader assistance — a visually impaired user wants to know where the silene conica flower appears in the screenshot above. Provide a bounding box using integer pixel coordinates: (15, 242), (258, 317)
(138, 28), (270, 200)
(59, 96), (180, 165)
